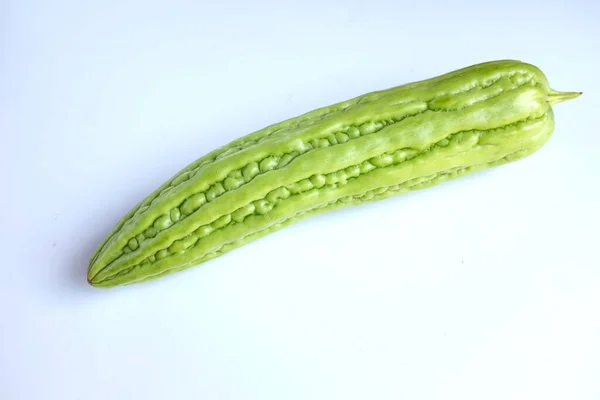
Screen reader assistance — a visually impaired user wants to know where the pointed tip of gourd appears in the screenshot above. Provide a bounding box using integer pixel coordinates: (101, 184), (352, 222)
(87, 266), (104, 288)
(548, 90), (582, 105)
(87, 271), (98, 287)
(87, 275), (110, 288)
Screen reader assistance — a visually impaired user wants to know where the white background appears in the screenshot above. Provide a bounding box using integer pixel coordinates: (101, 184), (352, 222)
(2, 0), (599, 399)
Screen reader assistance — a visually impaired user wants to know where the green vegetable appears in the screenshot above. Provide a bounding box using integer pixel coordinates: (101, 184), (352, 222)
(88, 59), (580, 288)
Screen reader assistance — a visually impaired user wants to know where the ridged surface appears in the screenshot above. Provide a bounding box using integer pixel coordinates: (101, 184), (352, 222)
(88, 59), (578, 287)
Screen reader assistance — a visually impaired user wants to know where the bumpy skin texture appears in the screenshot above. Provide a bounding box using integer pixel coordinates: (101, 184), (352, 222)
(88, 60), (580, 287)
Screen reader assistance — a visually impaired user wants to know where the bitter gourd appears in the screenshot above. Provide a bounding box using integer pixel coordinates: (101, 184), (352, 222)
(88, 59), (580, 288)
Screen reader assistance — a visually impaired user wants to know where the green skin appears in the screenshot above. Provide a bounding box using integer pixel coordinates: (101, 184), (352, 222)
(88, 60), (580, 288)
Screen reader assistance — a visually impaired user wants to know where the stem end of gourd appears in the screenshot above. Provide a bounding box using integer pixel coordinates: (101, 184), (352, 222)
(548, 90), (582, 105)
